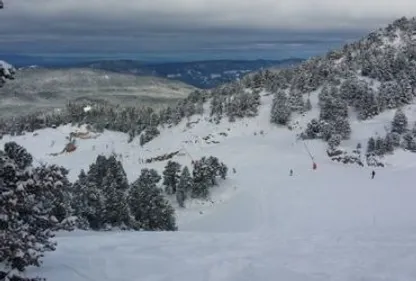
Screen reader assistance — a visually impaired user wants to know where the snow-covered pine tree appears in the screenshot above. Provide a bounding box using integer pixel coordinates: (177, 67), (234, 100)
(191, 159), (211, 199)
(83, 178), (106, 230)
(328, 134), (342, 150)
(379, 81), (403, 110)
(318, 86), (335, 107)
(334, 117), (352, 140)
(128, 169), (177, 231)
(386, 131), (401, 147)
(176, 166), (193, 207)
(270, 90), (291, 125)
(366, 137), (376, 155)
(106, 155), (129, 190)
(303, 118), (322, 139)
(402, 132), (416, 152)
(224, 88), (261, 121)
(162, 161), (181, 195)
(101, 162), (131, 229)
(384, 133), (395, 153)
(319, 95), (348, 122)
(34, 164), (74, 230)
(391, 108), (408, 134)
(206, 156), (221, 186)
(375, 137), (386, 156)
(357, 87), (379, 120)
(398, 78), (414, 105)
(4, 141), (33, 170)
(71, 169), (90, 229)
(74, 156), (109, 229)
(287, 88), (305, 112)
(0, 142), (65, 281)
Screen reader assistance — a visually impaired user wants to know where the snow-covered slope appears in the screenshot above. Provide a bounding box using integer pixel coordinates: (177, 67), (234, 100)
(2, 92), (416, 281)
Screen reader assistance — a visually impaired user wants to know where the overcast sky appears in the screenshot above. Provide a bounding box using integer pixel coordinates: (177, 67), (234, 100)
(1, 0), (415, 60)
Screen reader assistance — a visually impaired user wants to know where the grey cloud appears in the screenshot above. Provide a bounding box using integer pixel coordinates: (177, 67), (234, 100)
(0, 0), (414, 56)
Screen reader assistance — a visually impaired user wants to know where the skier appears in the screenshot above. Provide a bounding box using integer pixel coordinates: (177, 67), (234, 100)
(289, 169), (293, 176)
(371, 170), (375, 179)
(312, 162), (317, 170)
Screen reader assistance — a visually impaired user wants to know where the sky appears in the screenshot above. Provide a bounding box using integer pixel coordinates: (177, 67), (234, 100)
(1, 0), (416, 61)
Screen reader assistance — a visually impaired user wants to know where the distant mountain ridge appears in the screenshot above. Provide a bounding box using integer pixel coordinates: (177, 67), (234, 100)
(81, 59), (304, 88)
(2, 55), (304, 88)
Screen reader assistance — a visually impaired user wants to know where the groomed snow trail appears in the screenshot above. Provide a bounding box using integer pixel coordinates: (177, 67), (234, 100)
(6, 94), (416, 280)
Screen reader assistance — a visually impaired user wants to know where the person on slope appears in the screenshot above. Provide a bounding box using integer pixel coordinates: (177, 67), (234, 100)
(371, 170), (375, 179)
(312, 162), (317, 170)
(289, 169), (293, 176)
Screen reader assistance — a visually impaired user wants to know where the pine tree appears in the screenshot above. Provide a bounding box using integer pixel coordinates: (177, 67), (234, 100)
(287, 88), (305, 112)
(303, 119), (321, 139)
(84, 179), (106, 230)
(102, 169), (130, 229)
(4, 141), (33, 170)
(34, 164), (74, 230)
(0, 142), (64, 280)
(128, 169), (177, 231)
(106, 155), (129, 190)
(375, 137), (386, 156)
(191, 159), (211, 199)
(379, 81), (403, 110)
(386, 131), (402, 147)
(176, 167), (193, 207)
(328, 134), (342, 150)
(357, 89), (379, 120)
(391, 108), (408, 134)
(72, 169), (90, 229)
(318, 86), (332, 107)
(384, 133), (395, 153)
(367, 137), (376, 155)
(162, 161), (181, 195)
(333, 117), (351, 140)
(270, 90), (291, 125)
(402, 132), (416, 152)
(319, 96), (348, 122)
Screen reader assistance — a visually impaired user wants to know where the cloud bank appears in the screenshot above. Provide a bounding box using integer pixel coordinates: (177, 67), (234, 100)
(0, 0), (415, 58)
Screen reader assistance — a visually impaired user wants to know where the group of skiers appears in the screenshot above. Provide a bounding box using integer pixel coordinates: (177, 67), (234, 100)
(289, 167), (376, 179)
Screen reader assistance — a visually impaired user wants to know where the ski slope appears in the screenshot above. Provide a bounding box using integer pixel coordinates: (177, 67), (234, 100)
(3, 93), (416, 280)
